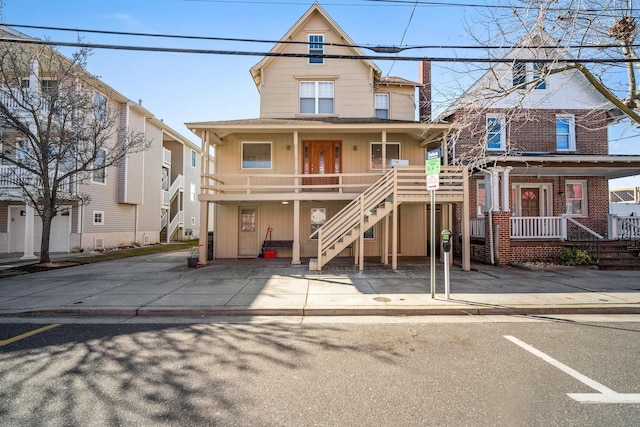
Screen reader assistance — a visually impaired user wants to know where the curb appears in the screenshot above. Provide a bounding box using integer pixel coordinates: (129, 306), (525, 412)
(3, 305), (640, 318)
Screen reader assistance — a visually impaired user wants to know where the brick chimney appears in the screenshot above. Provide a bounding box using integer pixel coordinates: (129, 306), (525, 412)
(419, 60), (432, 122)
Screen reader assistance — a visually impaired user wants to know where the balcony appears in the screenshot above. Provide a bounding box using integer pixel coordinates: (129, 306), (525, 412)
(0, 165), (76, 196)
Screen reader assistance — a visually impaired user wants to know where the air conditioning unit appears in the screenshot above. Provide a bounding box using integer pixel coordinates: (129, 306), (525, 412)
(94, 238), (104, 250)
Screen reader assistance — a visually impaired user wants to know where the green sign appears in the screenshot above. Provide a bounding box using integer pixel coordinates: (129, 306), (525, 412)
(425, 158), (440, 176)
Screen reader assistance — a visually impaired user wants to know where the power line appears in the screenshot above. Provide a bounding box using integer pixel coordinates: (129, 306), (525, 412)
(4, 36), (640, 63)
(6, 23), (640, 52)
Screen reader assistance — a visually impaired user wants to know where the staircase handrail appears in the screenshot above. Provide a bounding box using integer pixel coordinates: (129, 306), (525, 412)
(313, 169), (396, 267)
(564, 215), (604, 240)
(169, 174), (184, 201)
(168, 211), (184, 240)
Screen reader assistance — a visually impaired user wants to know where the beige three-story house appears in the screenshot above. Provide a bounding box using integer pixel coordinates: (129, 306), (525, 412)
(187, 3), (470, 270)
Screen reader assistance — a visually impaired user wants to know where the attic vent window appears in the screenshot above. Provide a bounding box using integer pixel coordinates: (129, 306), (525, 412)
(309, 34), (324, 64)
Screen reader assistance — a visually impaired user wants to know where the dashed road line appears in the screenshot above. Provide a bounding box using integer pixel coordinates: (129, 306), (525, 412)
(0, 324), (61, 347)
(504, 335), (640, 404)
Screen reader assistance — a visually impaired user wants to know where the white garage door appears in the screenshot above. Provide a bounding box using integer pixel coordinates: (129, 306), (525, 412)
(9, 207), (71, 253)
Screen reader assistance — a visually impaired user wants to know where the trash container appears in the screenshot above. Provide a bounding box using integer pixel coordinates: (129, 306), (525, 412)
(207, 231), (214, 261)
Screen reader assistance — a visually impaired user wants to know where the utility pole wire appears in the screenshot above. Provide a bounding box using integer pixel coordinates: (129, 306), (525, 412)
(3, 37), (640, 63)
(5, 24), (639, 51)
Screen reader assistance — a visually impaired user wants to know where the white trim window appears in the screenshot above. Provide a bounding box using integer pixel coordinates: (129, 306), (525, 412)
(93, 92), (107, 122)
(486, 115), (506, 151)
(512, 61), (526, 87)
(476, 180), (487, 217)
(92, 148), (106, 184)
(241, 141), (272, 169)
(533, 62), (547, 89)
(556, 115), (576, 151)
(191, 149), (197, 168)
(375, 93), (389, 119)
(308, 34), (324, 64)
(190, 183), (197, 202)
(300, 81), (334, 114)
(565, 180), (588, 216)
(93, 211), (104, 225)
(370, 142), (401, 170)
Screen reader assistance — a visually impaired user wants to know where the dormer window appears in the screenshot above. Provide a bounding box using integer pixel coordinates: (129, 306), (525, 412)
(512, 61), (526, 87)
(300, 81), (334, 114)
(309, 34), (324, 64)
(512, 61), (547, 90)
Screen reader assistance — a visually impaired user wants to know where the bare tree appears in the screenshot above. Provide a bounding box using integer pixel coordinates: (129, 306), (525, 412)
(0, 34), (149, 263)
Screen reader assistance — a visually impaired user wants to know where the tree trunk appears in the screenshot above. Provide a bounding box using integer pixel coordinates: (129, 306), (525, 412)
(39, 209), (53, 264)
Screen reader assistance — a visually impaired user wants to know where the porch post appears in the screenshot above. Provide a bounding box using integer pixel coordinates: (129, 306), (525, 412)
(293, 131), (299, 192)
(382, 215), (389, 265)
(198, 131), (211, 265)
(462, 166), (470, 271)
(501, 167), (512, 212)
(21, 203), (37, 260)
(490, 168), (501, 211)
(292, 200), (301, 264)
(381, 130), (387, 173)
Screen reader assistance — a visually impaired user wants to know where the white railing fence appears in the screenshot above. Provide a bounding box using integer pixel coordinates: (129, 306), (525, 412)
(609, 214), (640, 240)
(469, 218), (485, 238)
(511, 216), (565, 240)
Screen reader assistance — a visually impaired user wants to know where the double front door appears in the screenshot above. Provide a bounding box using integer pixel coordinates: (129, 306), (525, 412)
(302, 141), (341, 191)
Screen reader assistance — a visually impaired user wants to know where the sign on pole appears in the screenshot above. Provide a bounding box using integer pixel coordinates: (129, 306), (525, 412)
(425, 149), (441, 298)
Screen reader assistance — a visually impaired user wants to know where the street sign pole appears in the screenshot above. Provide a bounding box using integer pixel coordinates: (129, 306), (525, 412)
(430, 189), (436, 299)
(425, 149), (440, 299)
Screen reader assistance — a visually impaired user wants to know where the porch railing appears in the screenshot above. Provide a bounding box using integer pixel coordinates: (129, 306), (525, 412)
(201, 172), (382, 195)
(511, 216), (564, 240)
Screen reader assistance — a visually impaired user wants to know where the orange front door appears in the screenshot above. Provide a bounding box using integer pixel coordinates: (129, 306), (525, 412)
(302, 140), (341, 191)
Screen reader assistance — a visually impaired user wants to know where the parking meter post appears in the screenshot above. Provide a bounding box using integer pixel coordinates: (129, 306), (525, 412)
(441, 229), (452, 299)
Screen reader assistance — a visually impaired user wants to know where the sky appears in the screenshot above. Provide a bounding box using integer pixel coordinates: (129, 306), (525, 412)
(3, 0), (639, 189)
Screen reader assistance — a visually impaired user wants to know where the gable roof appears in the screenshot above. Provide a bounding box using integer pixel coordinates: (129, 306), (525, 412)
(437, 30), (617, 120)
(249, 2), (381, 89)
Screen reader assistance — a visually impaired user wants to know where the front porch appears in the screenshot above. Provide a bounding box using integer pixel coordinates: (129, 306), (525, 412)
(468, 214), (640, 267)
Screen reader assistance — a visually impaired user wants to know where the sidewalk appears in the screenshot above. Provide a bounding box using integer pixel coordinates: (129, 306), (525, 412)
(0, 249), (639, 318)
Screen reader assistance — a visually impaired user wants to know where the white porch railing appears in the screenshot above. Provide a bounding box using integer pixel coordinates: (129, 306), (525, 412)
(469, 218), (485, 238)
(511, 216), (564, 239)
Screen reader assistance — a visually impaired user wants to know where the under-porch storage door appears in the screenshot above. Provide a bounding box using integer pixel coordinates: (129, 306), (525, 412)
(238, 207), (259, 257)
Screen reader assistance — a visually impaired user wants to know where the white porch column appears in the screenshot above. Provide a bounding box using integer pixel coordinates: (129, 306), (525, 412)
(292, 200), (301, 264)
(501, 167), (512, 212)
(21, 204), (37, 260)
(490, 168), (501, 211)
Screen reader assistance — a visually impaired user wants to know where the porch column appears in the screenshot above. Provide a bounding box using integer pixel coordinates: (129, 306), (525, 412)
(198, 131), (211, 265)
(392, 198), (398, 270)
(293, 131), (299, 192)
(292, 200), (301, 264)
(488, 168), (501, 211)
(21, 204), (36, 260)
(501, 167), (512, 212)
(381, 130), (387, 173)
(492, 212), (512, 266)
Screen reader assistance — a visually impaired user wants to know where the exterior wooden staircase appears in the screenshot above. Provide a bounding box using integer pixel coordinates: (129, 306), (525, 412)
(311, 166), (468, 271)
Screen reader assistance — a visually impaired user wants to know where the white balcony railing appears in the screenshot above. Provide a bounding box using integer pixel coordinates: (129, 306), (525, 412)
(0, 165), (75, 195)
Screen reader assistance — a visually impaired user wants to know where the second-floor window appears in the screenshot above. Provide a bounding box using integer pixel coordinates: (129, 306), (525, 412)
(556, 115), (575, 151)
(191, 149), (197, 167)
(300, 81), (334, 115)
(41, 79), (57, 96)
(94, 92), (107, 122)
(92, 148), (106, 184)
(375, 94), (389, 119)
(309, 34), (324, 64)
(486, 115), (506, 151)
(242, 141), (272, 169)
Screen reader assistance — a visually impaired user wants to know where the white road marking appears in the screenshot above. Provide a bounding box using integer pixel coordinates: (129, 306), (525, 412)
(504, 335), (640, 404)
